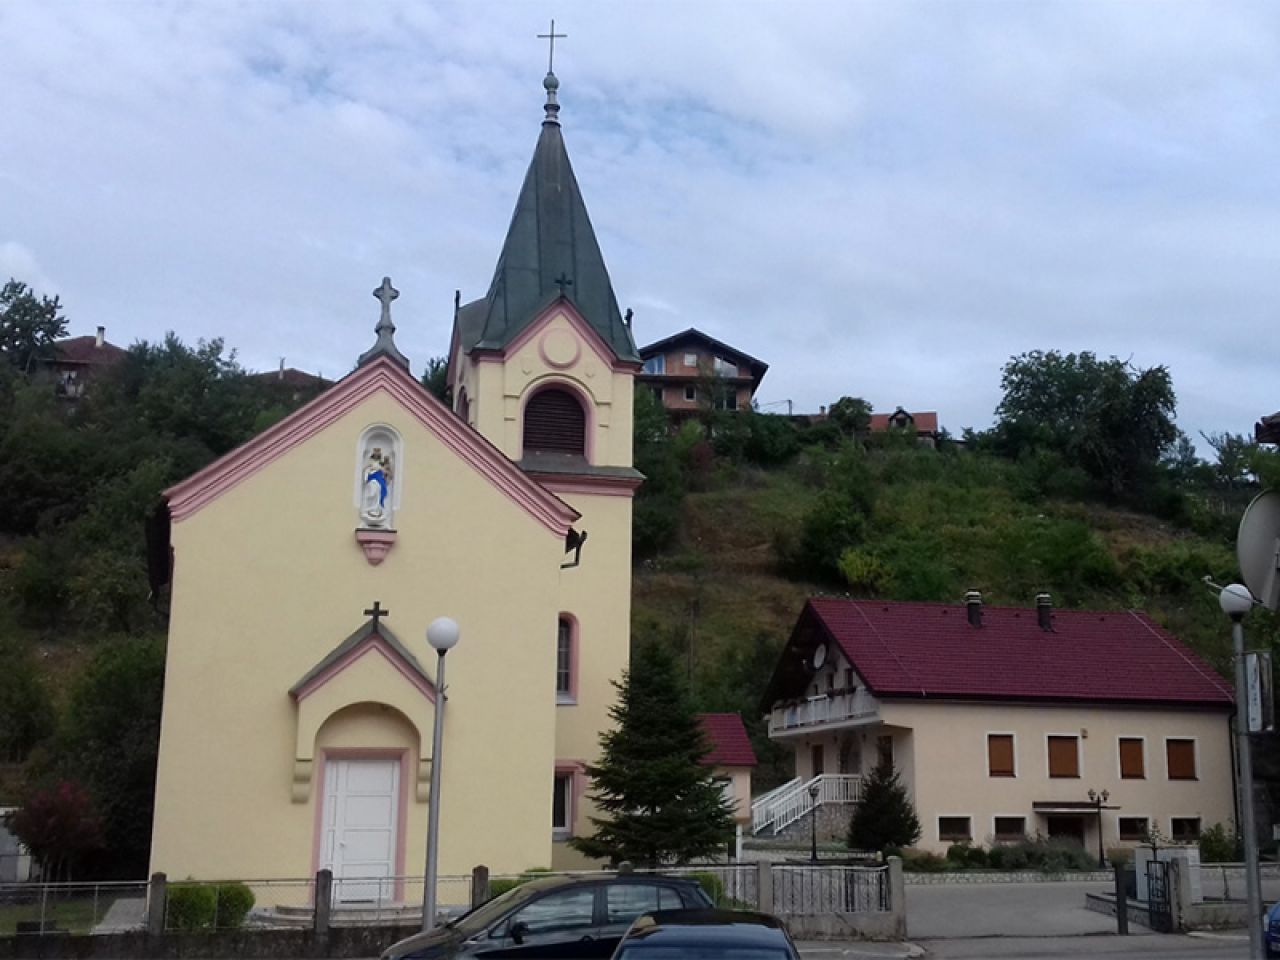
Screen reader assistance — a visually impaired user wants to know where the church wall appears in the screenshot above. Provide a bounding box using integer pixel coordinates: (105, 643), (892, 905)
(151, 388), (565, 885)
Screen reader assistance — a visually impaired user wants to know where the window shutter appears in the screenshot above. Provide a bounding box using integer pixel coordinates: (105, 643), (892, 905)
(988, 735), (1015, 777)
(1119, 738), (1145, 779)
(524, 389), (586, 455)
(1047, 736), (1079, 778)
(1166, 739), (1196, 780)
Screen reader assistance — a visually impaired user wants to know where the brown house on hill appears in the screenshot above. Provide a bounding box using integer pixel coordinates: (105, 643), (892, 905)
(1257, 412), (1280, 445)
(637, 328), (767, 416)
(869, 407), (941, 447)
(43, 326), (127, 398)
(248, 363), (332, 402)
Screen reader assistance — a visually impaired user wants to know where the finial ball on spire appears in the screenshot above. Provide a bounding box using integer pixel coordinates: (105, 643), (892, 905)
(544, 72), (560, 91)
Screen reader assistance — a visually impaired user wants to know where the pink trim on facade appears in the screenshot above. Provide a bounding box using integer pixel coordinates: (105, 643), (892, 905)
(517, 379), (597, 463)
(537, 477), (643, 499)
(291, 635), (438, 704)
(557, 613), (579, 705)
(474, 299), (640, 374)
(164, 357), (579, 535)
(311, 749), (411, 903)
(355, 529), (397, 566)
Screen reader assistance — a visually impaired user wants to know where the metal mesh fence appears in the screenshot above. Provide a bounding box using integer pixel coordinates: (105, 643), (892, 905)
(772, 864), (889, 915)
(0, 881), (150, 935)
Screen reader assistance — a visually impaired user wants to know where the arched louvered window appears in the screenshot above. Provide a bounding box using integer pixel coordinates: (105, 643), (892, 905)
(523, 387), (586, 456)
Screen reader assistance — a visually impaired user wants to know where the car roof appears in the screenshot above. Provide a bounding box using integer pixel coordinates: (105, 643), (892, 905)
(516, 873), (699, 893)
(621, 909), (791, 945)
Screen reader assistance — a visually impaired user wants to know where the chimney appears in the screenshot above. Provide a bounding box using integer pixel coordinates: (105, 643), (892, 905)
(1036, 593), (1053, 631)
(278, 357), (285, 381)
(95, 326), (105, 348)
(820, 405), (827, 416)
(965, 590), (983, 628)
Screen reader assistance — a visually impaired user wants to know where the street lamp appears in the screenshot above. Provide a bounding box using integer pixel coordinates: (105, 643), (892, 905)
(808, 782), (820, 863)
(1086, 789), (1109, 869)
(1220, 584), (1264, 960)
(421, 616), (460, 931)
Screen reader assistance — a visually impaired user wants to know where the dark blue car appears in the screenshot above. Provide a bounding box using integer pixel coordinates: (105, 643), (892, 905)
(1266, 901), (1280, 957)
(611, 909), (801, 960)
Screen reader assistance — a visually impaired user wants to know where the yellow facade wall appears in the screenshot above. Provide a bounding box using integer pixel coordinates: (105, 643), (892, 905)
(150, 389), (568, 883)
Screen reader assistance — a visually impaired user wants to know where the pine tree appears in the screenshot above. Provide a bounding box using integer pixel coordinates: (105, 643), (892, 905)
(570, 642), (736, 866)
(847, 758), (921, 853)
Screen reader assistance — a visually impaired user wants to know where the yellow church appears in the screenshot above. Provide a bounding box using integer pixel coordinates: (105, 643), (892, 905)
(148, 70), (642, 894)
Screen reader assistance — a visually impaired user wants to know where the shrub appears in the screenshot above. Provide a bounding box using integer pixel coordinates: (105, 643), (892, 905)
(167, 884), (217, 930)
(1106, 846), (1133, 867)
(691, 871), (725, 905)
(901, 850), (948, 873)
(214, 883), (254, 928)
(1199, 822), (1242, 863)
(946, 843), (988, 868)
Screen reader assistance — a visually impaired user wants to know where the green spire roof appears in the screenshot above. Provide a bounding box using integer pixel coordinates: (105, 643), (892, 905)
(461, 75), (639, 364)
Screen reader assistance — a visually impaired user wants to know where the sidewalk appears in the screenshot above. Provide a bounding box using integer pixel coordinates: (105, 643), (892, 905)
(797, 942), (923, 959)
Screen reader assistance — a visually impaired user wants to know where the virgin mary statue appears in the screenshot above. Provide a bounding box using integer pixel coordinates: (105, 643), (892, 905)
(360, 447), (394, 528)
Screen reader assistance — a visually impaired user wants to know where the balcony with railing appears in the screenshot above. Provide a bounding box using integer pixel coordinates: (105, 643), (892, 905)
(768, 689), (879, 737)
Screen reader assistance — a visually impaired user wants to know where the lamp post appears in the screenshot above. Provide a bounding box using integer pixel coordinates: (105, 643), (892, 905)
(1086, 788), (1109, 869)
(1220, 583), (1263, 960)
(421, 616), (460, 932)
(808, 782), (820, 863)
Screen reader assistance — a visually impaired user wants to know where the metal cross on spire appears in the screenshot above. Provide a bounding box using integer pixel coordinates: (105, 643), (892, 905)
(537, 19), (567, 74)
(363, 601), (390, 629)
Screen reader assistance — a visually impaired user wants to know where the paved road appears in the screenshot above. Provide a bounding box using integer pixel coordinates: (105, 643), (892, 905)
(912, 932), (1249, 959)
(904, 880), (1121, 939)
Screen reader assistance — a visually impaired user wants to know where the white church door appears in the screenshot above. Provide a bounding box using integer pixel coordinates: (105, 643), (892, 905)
(321, 757), (400, 903)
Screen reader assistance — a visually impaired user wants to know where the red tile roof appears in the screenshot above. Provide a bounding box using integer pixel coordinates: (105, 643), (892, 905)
(869, 410), (939, 434)
(787, 598), (1233, 708)
(697, 713), (758, 767)
(53, 336), (127, 366)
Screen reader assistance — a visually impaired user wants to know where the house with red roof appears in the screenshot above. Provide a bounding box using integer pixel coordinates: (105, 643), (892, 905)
(752, 593), (1235, 856)
(698, 713), (758, 857)
(41, 326), (127, 398)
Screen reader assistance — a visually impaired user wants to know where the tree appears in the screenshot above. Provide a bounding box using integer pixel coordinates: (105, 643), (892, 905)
(7, 781), (103, 880)
(420, 355), (450, 403)
(0, 279), (67, 373)
(847, 758), (921, 854)
(1201, 431), (1257, 491)
(571, 642), (735, 865)
(0, 640), (55, 762)
(828, 396), (872, 438)
(992, 350), (1178, 497)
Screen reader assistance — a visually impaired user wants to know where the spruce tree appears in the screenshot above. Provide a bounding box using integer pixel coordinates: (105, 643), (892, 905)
(847, 758), (921, 853)
(570, 642), (735, 866)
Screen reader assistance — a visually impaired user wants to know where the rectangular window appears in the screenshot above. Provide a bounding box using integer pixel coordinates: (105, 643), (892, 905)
(1118, 817), (1149, 841)
(1166, 739), (1197, 780)
(1119, 738), (1145, 779)
(552, 772), (573, 837)
(1171, 817), (1201, 843)
(642, 355), (665, 375)
(993, 817), (1026, 842)
(651, 385), (663, 403)
(877, 735), (894, 769)
(1047, 735), (1080, 778)
(844, 668), (854, 689)
(938, 817), (972, 842)
(683, 352), (698, 367)
(713, 357), (738, 377)
(683, 385), (696, 402)
(988, 734), (1015, 777)
(555, 618), (574, 703)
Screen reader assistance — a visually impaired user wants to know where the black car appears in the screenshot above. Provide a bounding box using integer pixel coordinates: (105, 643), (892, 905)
(381, 874), (713, 960)
(611, 909), (801, 960)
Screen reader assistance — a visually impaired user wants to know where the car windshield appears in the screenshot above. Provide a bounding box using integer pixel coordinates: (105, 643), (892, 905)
(616, 948), (790, 960)
(446, 884), (539, 936)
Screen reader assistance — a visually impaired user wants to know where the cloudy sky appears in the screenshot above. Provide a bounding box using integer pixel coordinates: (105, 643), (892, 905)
(2, 1), (1277, 442)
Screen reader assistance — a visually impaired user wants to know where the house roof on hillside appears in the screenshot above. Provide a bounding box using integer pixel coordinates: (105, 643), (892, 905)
(53, 335), (127, 366)
(763, 598), (1233, 710)
(638, 328), (769, 381)
(869, 409), (939, 434)
(697, 713), (758, 767)
(249, 367), (332, 390)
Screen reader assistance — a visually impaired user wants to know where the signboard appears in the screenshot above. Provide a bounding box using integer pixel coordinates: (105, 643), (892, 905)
(1247, 651), (1274, 733)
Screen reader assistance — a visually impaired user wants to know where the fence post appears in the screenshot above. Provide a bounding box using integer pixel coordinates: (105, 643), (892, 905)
(1113, 862), (1128, 935)
(147, 872), (168, 938)
(314, 869), (333, 939)
(886, 856), (905, 938)
(471, 866), (490, 908)
(1167, 858), (1191, 932)
(756, 861), (773, 915)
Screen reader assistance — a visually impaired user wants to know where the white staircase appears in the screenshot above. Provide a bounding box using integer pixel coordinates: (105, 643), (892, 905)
(750, 774), (862, 837)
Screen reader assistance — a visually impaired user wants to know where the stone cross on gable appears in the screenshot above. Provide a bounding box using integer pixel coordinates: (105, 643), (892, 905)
(554, 272), (573, 296)
(537, 19), (567, 74)
(373, 277), (399, 329)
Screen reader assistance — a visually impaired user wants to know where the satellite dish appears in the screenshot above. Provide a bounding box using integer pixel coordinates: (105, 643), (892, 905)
(1237, 490), (1280, 611)
(812, 643), (827, 669)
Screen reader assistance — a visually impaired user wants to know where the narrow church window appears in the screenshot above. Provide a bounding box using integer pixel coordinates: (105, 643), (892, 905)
(523, 387), (586, 457)
(556, 617), (575, 703)
(552, 772), (574, 838)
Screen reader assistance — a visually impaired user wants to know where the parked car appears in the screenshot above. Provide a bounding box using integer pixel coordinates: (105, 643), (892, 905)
(1265, 900), (1280, 957)
(611, 908), (801, 959)
(381, 874), (712, 960)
